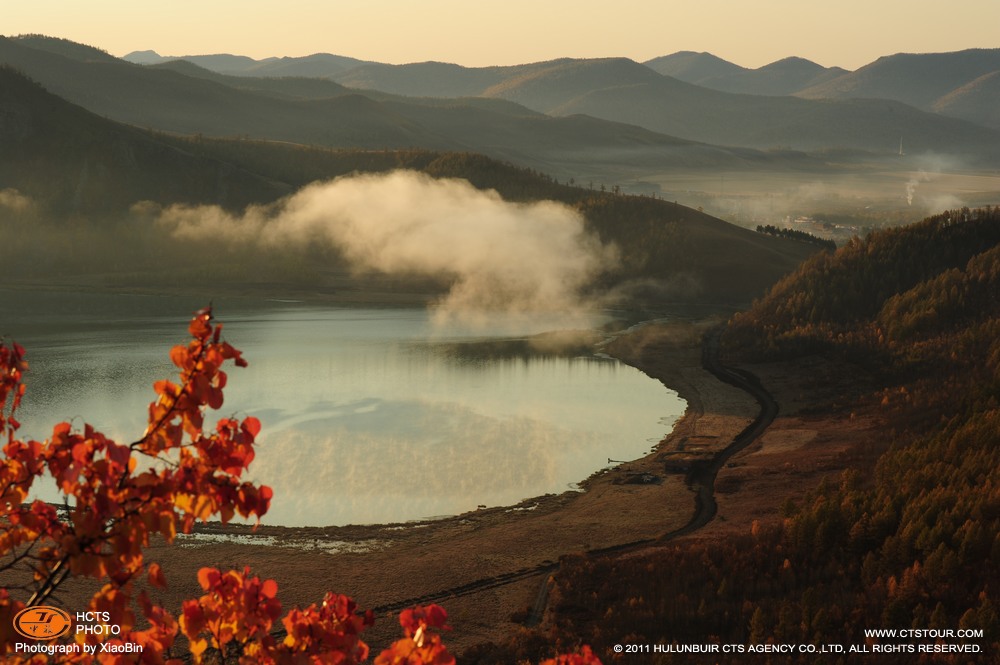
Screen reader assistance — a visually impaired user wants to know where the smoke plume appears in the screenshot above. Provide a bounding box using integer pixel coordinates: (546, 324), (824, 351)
(905, 171), (929, 206)
(156, 171), (617, 322)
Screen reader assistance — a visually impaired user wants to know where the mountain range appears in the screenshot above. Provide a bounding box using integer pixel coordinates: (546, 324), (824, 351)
(646, 49), (1000, 133)
(130, 41), (1000, 137)
(645, 52), (849, 96)
(3, 35), (829, 184)
(3, 35), (998, 174)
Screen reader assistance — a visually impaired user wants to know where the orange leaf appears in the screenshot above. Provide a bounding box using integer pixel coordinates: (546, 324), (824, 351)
(197, 567), (220, 591)
(189, 636), (208, 657)
(243, 416), (261, 438)
(148, 563), (168, 589)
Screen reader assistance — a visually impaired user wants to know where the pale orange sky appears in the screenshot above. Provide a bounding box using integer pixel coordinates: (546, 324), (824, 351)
(5, 0), (999, 69)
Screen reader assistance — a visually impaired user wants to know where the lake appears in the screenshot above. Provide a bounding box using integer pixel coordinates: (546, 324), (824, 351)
(0, 290), (684, 526)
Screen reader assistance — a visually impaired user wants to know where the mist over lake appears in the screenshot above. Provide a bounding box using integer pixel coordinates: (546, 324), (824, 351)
(1, 289), (683, 526)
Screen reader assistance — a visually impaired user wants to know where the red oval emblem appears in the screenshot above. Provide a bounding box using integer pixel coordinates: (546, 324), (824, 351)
(13, 606), (72, 640)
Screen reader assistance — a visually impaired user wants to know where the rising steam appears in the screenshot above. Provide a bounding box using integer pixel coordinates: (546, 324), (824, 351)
(156, 171), (617, 322)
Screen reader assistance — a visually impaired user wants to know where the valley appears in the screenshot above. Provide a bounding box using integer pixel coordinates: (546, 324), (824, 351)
(1, 27), (999, 664)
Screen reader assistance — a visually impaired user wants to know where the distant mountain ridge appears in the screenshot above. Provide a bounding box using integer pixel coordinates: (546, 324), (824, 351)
(796, 49), (1000, 129)
(124, 48), (371, 77)
(192, 47), (1000, 154)
(326, 55), (999, 157)
(0, 35), (828, 180)
(643, 51), (746, 83)
(644, 52), (848, 96)
(798, 49), (1000, 105)
(121, 45), (1000, 131)
(118, 40), (1000, 137)
(8, 35), (1000, 166)
(306, 53), (1000, 157)
(13, 34), (119, 64)
(645, 47), (1000, 131)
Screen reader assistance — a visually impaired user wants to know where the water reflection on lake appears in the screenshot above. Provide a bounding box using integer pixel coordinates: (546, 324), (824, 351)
(0, 290), (684, 526)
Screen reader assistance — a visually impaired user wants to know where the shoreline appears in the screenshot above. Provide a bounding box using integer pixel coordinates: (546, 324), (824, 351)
(6, 307), (875, 653)
(175, 315), (752, 539)
(135, 316), (767, 651)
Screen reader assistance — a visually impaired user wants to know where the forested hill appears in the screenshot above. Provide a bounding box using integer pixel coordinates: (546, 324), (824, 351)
(470, 208), (1000, 663)
(712, 206), (1000, 660)
(724, 206), (1000, 367)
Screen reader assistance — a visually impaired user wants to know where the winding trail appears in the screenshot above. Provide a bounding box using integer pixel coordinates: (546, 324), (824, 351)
(368, 325), (778, 620)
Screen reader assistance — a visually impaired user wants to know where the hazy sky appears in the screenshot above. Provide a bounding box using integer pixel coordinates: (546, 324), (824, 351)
(6, 0), (998, 69)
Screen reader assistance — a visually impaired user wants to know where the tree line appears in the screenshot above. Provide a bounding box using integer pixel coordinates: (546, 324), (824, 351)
(755, 224), (836, 251)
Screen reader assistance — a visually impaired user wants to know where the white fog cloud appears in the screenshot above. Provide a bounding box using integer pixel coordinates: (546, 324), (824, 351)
(156, 171), (618, 322)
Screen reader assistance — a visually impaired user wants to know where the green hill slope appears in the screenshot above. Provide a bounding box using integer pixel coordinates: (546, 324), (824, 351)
(0, 67), (289, 214)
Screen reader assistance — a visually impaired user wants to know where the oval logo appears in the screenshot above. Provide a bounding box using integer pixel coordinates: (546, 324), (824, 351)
(13, 606), (72, 640)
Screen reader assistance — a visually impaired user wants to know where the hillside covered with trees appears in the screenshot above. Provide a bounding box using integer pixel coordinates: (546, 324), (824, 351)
(468, 207), (1000, 663)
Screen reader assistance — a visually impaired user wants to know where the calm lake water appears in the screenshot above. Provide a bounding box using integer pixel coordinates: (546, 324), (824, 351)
(0, 290), (684, 526)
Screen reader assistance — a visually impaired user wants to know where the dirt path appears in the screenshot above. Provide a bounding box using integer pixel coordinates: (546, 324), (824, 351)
(682, 325), (779, 532)
(519, 325), (779, 625)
